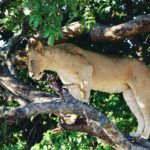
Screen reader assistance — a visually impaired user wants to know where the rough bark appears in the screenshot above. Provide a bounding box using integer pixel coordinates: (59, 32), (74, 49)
(0, 65), (58, 103)
(52, 14), (150, 43)
(61, 121), (150, 150)
(90, 14), (150, 41)
(56, 21), (82, 44)
(0, 95), (149, 150)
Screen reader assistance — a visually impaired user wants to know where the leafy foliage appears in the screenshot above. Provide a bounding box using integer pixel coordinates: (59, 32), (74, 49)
(2, 0), (149, 45)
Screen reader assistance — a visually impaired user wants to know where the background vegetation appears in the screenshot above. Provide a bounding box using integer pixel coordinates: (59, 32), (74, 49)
(0, 0), (150, 149)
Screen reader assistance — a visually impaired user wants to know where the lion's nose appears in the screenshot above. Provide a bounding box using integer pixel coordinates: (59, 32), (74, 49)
(29, 72), (34, 77)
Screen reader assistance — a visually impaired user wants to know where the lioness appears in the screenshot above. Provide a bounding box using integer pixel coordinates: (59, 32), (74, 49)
(26, 39), (150, 139)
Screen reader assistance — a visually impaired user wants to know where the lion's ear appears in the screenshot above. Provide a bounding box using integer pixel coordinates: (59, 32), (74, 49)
(28, 38), (43, 54)
(35, 41), (43, 54)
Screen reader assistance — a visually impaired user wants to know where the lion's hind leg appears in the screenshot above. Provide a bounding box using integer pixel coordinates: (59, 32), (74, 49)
(141, 112), (150, 139)
(123, 88), (145, 137)
(132, 93), (150, 139)
(125, 61), (150, 139)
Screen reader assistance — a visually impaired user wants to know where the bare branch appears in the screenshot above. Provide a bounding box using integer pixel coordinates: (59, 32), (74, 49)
(90, 14), (150, 41)
(51, 14), (150, 43)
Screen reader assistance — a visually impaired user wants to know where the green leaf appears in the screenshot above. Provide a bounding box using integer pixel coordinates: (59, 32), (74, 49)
(43, 28), (51, 38)
(48, 34), (55, 46)
(29, 15), (42, 28)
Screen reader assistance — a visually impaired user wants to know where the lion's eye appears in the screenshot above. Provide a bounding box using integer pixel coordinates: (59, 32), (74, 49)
(31, 60), (35, 64)
(30, 60), (35, 68)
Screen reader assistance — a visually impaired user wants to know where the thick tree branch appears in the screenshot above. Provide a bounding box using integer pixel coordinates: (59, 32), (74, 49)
(60, 119), (117, 149)
(90, 14), (150, 41)
(0, 64), (58, 103)
(56, 22), (82, 44)
(53, 14), (150, 43)
(0, 97), (149, 150)
(61, 120), (150, 150)
(0, 103), (117, 150)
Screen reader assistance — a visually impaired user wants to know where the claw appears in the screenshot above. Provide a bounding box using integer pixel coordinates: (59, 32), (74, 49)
(141, 133), (150, 139)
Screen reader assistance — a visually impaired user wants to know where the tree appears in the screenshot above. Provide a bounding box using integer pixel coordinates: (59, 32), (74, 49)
(0, 0), (150, 149)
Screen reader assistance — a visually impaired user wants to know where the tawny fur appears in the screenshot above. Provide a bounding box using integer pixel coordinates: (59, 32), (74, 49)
(26, 39), (150, 139)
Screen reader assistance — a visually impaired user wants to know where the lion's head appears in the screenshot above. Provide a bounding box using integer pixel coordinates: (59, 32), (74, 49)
(26, 38), (47, 80)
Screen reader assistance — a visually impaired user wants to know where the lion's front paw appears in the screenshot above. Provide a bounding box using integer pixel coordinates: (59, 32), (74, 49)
(141, 132), (150, 139)
(130, 131), (150, 139)
(61, 114), (78, 125)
